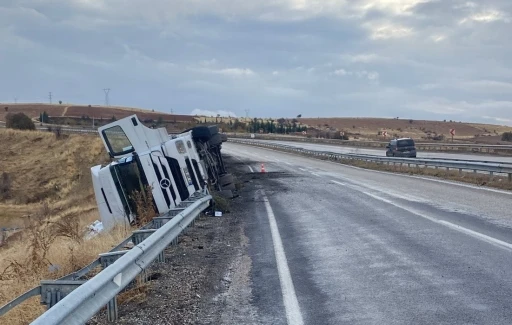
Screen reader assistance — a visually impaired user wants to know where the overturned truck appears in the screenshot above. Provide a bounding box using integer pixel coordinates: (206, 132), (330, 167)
(90, 115), (232, 229)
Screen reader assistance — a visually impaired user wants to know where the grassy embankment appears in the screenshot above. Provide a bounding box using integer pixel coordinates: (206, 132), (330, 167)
(0, 129), (131, 324)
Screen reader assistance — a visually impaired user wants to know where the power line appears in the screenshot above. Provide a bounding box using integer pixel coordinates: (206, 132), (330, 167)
(103, 88), (110, 106)
(245, 109), (250, 118)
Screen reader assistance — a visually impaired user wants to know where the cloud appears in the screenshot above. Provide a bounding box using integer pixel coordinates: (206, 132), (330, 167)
(363, 21), (414, 39)
(331, 69), (379, 81)
(332, 69), (351, 76)
(0, 0), (511, 125)
(215, 68), (255, 77)
(190, 109), (237, 117)
(341, 53), (382, 63)
(265, 86), (306, 97)
(430, 34), (446, 42)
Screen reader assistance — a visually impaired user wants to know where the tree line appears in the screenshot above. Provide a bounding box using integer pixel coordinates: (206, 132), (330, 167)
(247, 118), (307, 134)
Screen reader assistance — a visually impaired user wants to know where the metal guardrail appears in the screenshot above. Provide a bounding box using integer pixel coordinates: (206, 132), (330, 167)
(229, 139), (512, 182)
(226, 133), (512, 155)
(0, 191), (212, 323)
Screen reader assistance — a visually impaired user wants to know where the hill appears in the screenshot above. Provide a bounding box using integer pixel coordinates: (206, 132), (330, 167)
(0, 103), (195, 124)
(0, 129), (129, 324)
(295, 117), (512, 142)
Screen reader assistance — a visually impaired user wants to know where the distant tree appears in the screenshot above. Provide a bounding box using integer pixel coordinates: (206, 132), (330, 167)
(88, 104), (91, 107)
(502, 132), (512, 142)
(110, 115), (117, 122)
(409, 119), (413, 124)
(4, 107), (7, 112)
(6, 113), (35, 130)
(297, 114), (302, 118)
(40, 111), (50, 123)
(157, 116), (164, 126)
(204, 118), (207, 124)
(59, 100), (62, 105)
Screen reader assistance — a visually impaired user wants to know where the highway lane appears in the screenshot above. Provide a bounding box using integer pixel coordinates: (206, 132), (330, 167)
(222, 142), (512, 325)
(252, 139), (512, 164)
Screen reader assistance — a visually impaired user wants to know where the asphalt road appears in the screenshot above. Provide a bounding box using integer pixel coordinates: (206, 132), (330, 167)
(222, 142), (512, 325)
(253, 139), (512, 164)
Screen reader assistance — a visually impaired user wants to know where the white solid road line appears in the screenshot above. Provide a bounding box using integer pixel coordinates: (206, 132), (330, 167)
(311, 172), (320, 177)
(299, 168), (307, 172)
(331, 180), (512, 252)
(263, 193), (304, 325)
(438, 220), (512, 251)
(248, 165), (254, 173)
(284, 162), (293, 166)
(227, 142), (512, 196)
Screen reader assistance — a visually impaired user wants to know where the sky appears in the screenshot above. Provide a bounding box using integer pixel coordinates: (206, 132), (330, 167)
(0, 0), (511, 125)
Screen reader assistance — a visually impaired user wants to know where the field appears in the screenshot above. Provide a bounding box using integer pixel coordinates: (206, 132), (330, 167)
(0, 103), (195, 123)
(0, 128), (133, 324)
(2, 103), (511, 143)
(295, 117), (512, 142)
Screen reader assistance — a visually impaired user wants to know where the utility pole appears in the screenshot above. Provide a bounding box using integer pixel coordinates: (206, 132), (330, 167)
(49, 92), (52, 104)
(103, 88), (110, 106)
(14, 97), (17, 104)
(171, 108), (174, 114)
(245, 109), (250, 121)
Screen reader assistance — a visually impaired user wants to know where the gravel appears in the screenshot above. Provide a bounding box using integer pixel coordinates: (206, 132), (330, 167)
(88, 156), (262, 325)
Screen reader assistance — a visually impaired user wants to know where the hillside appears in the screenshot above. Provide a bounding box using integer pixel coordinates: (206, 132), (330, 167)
(0, 103), (195, 124)
(3, 103), (511, 143)
(0, 129), (132, 324)
(290, 117), (512, 143)
(0, 128), (109, 227)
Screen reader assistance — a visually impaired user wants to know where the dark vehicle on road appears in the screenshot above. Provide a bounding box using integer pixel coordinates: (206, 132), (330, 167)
(386, 138), (417, 158)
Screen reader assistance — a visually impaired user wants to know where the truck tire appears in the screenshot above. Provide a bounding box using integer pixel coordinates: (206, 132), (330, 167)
(221, 183), (236, 191)
(219, 174), (234, 186)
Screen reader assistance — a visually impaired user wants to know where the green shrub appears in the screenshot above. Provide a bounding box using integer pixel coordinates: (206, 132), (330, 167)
(502, 132), (512, 142)
(6, 113), (36, 130)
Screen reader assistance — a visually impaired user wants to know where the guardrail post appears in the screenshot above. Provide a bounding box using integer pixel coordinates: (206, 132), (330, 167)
(40, 280), (86, 309)
(459, 168), (462, 175)
(107, 297), (118, 322)
(132, 230), (164, 263)
(509, 173), (512, 182)
(99, 250), (128, 322)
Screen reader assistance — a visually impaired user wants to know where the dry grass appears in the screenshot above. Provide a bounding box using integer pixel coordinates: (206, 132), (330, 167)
(0, 128), (130, 324)
(0, 128), (108, 214)
(130, 185), (157, 227)
(315, 156), (512, 191)
(0, 208), (132, 324)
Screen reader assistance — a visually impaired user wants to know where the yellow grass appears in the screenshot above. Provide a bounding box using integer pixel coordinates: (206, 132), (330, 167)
(0, 128), (128, 324)
(0, 210), (131, 324)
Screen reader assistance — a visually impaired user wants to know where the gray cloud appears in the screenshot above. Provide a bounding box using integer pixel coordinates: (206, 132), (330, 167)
(0, 0), (511, 124)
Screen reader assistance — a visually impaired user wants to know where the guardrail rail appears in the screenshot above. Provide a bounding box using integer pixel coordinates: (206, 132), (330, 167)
(229, 139), (512, 182)
(226, 133), (512, 156)
(0, 190), (212, 324)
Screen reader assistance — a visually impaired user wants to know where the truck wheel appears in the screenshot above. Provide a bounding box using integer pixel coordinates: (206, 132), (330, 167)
(219, 174), (234, 186)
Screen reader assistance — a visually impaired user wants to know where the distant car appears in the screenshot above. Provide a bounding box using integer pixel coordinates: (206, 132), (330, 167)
(386, 138), (417, 158)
